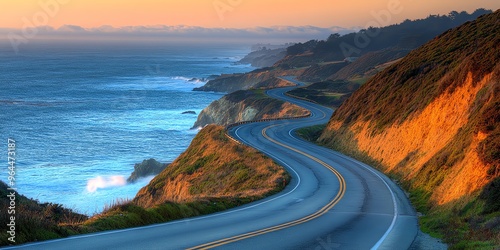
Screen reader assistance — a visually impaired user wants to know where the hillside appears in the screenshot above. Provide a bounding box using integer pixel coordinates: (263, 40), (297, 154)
(318, 10), (500, 248)
(134, 125), (289, 207)
(193, 89), (310, 128)
(296, 61), (349, 82)
(0, 181), (87, 245)
(2, 125), (290, 245)
(237, 47), (287, 67)
(279, 9), (491, 68)
(286, 80), (360, 108)
(329, 48), (409, 81)
(193, 67), (303, 93)
(195, 9), (491, 94)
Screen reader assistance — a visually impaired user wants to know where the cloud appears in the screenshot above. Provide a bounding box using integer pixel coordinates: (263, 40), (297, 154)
(0, 24), (358, 43)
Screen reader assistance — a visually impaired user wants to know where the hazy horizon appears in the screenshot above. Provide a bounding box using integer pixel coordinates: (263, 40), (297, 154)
(2, 7), (497, 48)
(2, 0), (498, 29)
(2, 0), (498, 45)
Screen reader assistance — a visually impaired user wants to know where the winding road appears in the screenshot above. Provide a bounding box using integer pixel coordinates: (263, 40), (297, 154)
(7, 77), (418, 249)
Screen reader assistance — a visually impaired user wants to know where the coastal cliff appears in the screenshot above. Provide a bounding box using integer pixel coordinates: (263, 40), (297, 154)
(195, 10), (490, 94)
(318, 11), (500, 247)
(237, 47), (287, 68)
(133, 125), (289, 207)
(193, 89), (310, 128)
(193, 68), (303, 93)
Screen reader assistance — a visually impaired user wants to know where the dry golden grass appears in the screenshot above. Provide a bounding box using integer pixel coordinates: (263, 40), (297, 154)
(318, 11), (500, 248)
(328, 73), (493, 205)
(134, 125), (289, 208)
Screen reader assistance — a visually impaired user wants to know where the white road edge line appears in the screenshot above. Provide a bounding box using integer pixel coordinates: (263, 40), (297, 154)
(5, 127), (302, 250)
(288, 126), (398, 250)
(279, 87), (398, 250)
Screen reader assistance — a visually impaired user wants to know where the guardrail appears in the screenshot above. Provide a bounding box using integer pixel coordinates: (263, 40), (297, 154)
(283, 92), (319, 105)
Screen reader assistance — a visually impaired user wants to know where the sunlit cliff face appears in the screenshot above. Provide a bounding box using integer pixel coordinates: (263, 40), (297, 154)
(322, 72), (496, 205)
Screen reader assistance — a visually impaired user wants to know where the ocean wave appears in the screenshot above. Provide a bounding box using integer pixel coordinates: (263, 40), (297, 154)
(86, 175), (127, 193)
(172, 76), (208, 84)
(96, 75), (208, 92)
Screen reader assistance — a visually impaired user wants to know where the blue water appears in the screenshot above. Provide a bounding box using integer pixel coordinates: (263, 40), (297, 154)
(0, 40), (253, 214)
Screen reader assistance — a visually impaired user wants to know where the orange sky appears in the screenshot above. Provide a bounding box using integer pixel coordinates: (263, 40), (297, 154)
(1, 0), (498, 29)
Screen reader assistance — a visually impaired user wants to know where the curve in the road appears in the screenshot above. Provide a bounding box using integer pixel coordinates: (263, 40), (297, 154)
(189, 77), (417, 249)
(188, 125), (347, 250)
(6, 77), (418, 250)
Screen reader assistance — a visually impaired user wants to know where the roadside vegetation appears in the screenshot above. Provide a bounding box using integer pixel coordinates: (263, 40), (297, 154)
(1, 125), (289, 246)
(287, 80), (360, 108)
(0, 181), (88, 245)
(318, 11), (500, 249)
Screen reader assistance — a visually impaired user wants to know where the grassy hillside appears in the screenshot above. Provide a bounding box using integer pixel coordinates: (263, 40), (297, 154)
(329, 48), (408, 81)
(286, 80), (360, 108)
(237, 47), (287, 67)
(3, 126), (289, 245)
(196, 10), (491, 94)
(133, 125), (289, 207)
(279, 9), (491, 68)
(296, 61), (349, 82)
(0, 181), (87, 246)
(82, 125), (289, 231)
(193, 67), (303, 93)
(319, 10), (500, 248)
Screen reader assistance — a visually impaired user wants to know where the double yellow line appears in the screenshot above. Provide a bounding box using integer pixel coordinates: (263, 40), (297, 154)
(188, 125), (346, 249)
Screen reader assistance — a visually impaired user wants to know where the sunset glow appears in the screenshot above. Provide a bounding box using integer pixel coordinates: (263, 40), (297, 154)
(1, 0), (498, 29)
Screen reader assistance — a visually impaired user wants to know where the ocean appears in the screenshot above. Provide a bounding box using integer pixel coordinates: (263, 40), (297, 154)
(0, 39), (253, 215)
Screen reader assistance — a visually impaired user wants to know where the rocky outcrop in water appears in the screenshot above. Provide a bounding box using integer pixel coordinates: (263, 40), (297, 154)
(127, 159), (169, 183)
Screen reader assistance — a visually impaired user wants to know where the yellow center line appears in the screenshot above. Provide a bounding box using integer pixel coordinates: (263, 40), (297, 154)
(187, 124), (346, 250)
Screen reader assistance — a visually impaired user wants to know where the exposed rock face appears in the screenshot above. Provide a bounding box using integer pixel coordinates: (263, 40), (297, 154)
(192, 89), (310, 128)
(318, 11), (500, 245)
(127, 158), (168, 183)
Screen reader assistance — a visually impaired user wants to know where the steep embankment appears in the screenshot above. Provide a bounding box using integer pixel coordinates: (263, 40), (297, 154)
(134, 125), (289, 207)
(319, 11), (500, 247)
(193, 89), (310, 128)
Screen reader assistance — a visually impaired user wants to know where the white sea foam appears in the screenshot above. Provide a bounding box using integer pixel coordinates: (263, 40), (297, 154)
(86, 175), (127, 193)
(0, 43), (250, 215)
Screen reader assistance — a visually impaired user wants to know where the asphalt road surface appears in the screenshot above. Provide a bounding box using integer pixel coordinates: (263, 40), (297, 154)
(6, 77), (418, 250)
